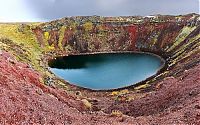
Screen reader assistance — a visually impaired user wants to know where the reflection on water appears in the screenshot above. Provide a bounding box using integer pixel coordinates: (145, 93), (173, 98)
(49, 53), (164, 90)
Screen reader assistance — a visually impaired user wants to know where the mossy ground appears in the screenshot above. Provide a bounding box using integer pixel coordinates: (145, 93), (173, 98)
(0, 23), (42, 71)
(0, 23), (63, 86)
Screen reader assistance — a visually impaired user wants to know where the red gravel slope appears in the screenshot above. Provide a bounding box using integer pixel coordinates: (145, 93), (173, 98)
(0, 51), (128, 125)
(0, 51), (200, 124)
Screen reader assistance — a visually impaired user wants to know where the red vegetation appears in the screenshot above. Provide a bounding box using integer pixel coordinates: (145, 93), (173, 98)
(0, 51), (138, 124)
(104, 64), (200, 124)
(127, 25), (138, 50)
(48, 30), (59, 49)
(0, 43), (200, 124)
(32, 27), (44, 47)
(62, 28), (74, 48)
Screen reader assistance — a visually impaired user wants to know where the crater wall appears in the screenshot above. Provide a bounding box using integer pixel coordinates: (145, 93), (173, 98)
(33, 13), (200, 84)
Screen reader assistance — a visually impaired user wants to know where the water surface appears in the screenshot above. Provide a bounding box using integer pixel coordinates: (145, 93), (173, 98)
(49, 53), (164, 90)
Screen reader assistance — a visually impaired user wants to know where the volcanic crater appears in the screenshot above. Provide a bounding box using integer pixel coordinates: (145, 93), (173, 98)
(0, 14), (199, 124)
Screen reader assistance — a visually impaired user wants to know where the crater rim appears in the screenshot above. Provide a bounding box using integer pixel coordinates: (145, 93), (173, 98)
(48, 51), (166, 91)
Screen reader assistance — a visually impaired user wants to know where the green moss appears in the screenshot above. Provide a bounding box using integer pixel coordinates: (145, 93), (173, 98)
(171, 33), (200, 59)
(58, 26), (66, 49)
(0, 23), (44, 73)
(166, 26), (197, 52)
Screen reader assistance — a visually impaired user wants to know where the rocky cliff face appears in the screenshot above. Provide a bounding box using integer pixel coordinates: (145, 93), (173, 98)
(33, 13), (200, 84)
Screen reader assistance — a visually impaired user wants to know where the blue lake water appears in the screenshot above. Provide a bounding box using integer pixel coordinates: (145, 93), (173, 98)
(49, 53), (164, 90)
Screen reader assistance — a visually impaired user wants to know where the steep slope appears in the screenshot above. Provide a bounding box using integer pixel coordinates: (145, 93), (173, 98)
(33, 14), (200, 86)
(0, 14), (199, 124)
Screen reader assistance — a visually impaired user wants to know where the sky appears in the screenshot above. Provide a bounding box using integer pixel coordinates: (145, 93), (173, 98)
(0, 0), (199, 22)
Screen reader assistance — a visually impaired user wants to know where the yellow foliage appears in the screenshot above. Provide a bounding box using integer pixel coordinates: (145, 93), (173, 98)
(110, 91), (119, 96)
(0, 23), (43, 72)
(58, 26), (66, 49)
(134, 84), (150, 90)
(83, 22), (93, 31)
(47, 45), (55, 50)
(81, 99), (92, 110)
(43, 31), (50, 48)
(44, 32), (49, 41)
(110, 89), (129, 96)
(166, 26), (197, 52)
(70, 22), (77, 31)
(119, 89), (129, 95)
(111, 110), (123, 117)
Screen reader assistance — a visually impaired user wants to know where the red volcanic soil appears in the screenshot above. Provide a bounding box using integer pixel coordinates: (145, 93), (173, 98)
(105, 65), (200, 124)
(0, 51), (200, 124)
(0, 51), (108, 124)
